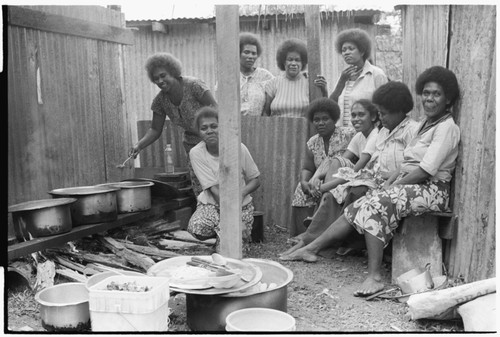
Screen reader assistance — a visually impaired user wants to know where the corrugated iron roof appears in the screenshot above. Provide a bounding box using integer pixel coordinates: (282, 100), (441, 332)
(123, 3), (396, 22)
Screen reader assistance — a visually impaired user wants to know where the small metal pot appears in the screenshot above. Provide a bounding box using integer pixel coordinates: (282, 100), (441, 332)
(35, 282), (91, 332)
(8, 198), (77, 238)
(48, 186), (119, 226)
(96, 181), (153, 213)
(186, 259), (293, 331)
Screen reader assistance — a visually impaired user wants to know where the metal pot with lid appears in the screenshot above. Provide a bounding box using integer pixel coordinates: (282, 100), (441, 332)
(8, 198), (77, 239)
(48, 185), (119, 226)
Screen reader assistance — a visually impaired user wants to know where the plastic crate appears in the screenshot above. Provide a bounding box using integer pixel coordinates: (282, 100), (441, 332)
(88, 275), (169, 331)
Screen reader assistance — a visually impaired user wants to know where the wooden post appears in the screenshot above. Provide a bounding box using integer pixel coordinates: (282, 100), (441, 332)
(305, 5), (323, 102)
(215, 5), (242, 258)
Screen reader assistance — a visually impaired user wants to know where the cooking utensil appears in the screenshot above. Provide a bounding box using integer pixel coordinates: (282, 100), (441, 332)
(48, 186), (119, 226)
(191, 257), (251, 282)
(121, 178), (179, 200)
(186, 261), (234, 276)
(8, 198), (77, 238)
(116, 155), (134, 169)
(95, 181), (154, 213)
(365, 287), (400, 301)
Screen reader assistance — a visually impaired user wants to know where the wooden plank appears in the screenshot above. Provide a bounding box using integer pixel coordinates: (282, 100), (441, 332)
(304, 5), (323, 102)
(215, 5), (242, 258)
(8, 200), (178, 260)
(392, 214), (443, 283)
(8, 6), (134, 45)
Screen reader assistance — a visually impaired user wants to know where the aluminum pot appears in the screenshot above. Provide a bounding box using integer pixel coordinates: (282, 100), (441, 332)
(96, 181), (153, 213)
(48, 186), (119, 226)
(185, 258), (293, 332)
(35, 282), (90, 332)
(8, 198), (77, 238)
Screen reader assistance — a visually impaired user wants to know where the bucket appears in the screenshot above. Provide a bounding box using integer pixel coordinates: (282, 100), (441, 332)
(225, 307), (295, 331)
(251, 211), (264, 243)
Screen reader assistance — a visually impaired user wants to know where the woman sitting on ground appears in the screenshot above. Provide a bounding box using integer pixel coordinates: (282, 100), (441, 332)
(283, 99), (381, 254)
(187, 107), (261, 249)
(290, 98), (355, 237)
(263, 38), (310, 117)
(281, 66), (460, 297)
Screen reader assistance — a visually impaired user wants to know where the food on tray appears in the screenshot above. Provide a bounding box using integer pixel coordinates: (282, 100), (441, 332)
(170, 265), (215, 280)
(106, 281), (151, 292)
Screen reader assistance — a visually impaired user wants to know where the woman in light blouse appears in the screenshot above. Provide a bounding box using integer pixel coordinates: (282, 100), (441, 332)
(315, 28), (388, 126)
(281, 66), (460, 297)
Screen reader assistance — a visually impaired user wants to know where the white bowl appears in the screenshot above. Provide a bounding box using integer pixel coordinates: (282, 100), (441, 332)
(225, 307), (296, 331)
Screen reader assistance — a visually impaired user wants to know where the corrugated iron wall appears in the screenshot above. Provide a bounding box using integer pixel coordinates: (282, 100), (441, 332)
(401, 5), (496, 282)
(138, 117), (311, 227)
(8, 5), (133, 207)
(125, 15), (377, 123)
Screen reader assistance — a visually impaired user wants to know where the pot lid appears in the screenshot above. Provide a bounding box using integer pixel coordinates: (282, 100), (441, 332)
(8, 198), (77, 213)
(48, 185), (119, 196)
(102, 181), (154, 189)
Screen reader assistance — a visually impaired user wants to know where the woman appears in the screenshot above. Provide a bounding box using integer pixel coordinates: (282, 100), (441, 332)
(263, 38), (309, 118)
(129, 52), (217, 195)
(187, 107), (261, 248)
(283, 99), (380, 255)
(239, 32), (274, 116)
(281, 66), (460, 297)
(315, 28), (388, 126)
(290, 98), (355, 236)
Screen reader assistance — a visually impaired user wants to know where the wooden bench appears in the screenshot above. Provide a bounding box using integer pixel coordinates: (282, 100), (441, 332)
(391, 211), (457, 283)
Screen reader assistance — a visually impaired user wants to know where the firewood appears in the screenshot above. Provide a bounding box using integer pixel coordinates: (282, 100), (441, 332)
(54, 256), (100, 276)
(157, 239), (204, 250)
(114, 239), (179, 259)
(56, 266), (87, 283)
(98, 237), (155, 272)
(142, 220), (181, 235)
(168, 230), (216, 245)
(85, 263), (144, 275)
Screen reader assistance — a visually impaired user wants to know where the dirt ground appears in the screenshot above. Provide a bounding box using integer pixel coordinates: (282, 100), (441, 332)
(5, 221), (464, 333)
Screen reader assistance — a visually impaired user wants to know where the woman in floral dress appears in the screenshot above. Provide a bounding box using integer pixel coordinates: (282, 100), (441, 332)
(281, 66), (460, 297)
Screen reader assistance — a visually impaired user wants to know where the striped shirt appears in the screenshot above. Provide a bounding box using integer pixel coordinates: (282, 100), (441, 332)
(265, 72), (309, 118)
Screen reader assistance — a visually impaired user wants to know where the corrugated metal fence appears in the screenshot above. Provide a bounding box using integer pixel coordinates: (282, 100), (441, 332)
(137, 117), (312, 227)
(401, 5), (496, 282)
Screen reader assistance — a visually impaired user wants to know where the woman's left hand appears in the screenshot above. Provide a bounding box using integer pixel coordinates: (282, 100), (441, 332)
(313, 75), (328, 96)
(309, 179), (322, 199)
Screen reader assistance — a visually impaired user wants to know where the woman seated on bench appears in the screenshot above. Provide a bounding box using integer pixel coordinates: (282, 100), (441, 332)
(187, 107), (261, 250)
(280, 66), (461, 297)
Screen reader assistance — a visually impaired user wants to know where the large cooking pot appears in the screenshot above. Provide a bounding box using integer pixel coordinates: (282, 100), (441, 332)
(8, 198), (77, 238)
(35, 282), (90, 332)
(48, 186), (119, 226)
(186, 258), (293, 331)
(96, 181), (153, 213)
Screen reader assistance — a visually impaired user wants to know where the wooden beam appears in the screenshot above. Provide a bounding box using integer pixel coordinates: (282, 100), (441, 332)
(8, 6), (134, 45)
(305, 5), (323, 102)
(215, 5), (242, 258)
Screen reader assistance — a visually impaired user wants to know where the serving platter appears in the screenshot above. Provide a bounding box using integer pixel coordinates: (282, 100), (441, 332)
(147, 255), (262, 295)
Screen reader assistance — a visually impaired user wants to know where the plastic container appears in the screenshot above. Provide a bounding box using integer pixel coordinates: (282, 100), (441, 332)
(164, 144), (175, 174)
(88, 275), (170, 332)
(225, 307), (296, 331)
(85, 270), (145, 289)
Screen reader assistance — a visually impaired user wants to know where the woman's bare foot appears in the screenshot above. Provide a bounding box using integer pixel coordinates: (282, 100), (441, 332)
(279, 240), (305, 256)
(279, 247), (319, 262)
(353, 276), (384, 297)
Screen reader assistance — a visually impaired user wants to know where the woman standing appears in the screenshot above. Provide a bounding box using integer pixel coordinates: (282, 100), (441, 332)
(129, 52), (217, 195)
(315, 28), (388, 126)
(239, 32), (274, 116)
(282, 66), (460, 297)
(187, 107), (261, 249)
(263, 38), (309, 118)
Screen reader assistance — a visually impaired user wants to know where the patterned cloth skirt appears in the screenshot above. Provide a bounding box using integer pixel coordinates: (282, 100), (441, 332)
(187, 202), (255, 245)
(344, 174), (451, 247)
(292, 156), (354, 208)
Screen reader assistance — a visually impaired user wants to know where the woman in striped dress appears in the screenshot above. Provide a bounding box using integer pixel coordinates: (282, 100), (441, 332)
(263, 38), (310, 118)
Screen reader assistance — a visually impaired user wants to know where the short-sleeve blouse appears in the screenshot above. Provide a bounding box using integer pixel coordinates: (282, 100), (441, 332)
(241, 68), (274, 116)
(151, 76), (209, 145)
(307, 127), (356, 168)
(265, 73), (309, 118)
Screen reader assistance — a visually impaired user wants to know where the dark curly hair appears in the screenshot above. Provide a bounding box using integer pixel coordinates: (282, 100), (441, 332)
(306, 98), (340, 123)
(415, 66), (460, 106)
(240, 32), (262, 56)
(194, 106), (219, 131)
(372, 81), (414, 114)
(335, 28), (372, 61)
(145, 52), (182, 82)
(351, 99), (380, 126)
(276, 38), (308, 71)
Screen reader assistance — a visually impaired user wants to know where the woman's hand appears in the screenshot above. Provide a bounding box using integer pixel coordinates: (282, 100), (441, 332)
(129, 144), (141, 158)
(300, 181), (312, 195)
(339, 65), (359, 82)
(313, 75), (328, 97)
(309, 179), (322, 199)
